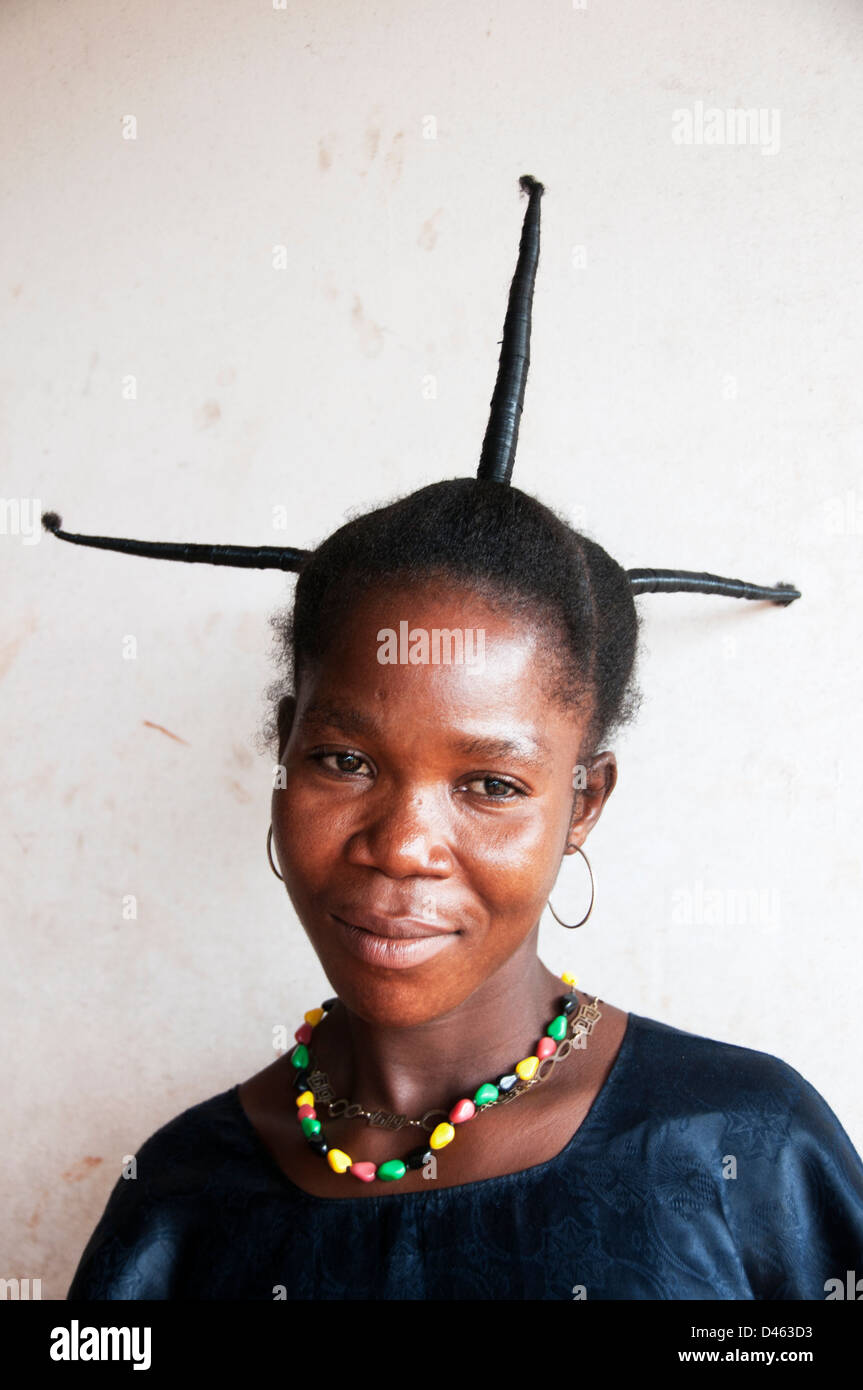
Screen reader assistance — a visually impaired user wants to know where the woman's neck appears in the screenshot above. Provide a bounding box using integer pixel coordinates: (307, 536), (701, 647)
(306, 938), (568, 1116)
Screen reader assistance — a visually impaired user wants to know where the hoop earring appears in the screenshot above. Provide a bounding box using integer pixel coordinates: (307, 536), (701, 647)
(266, 824), (284, 882)
(547, 844), (594, 929)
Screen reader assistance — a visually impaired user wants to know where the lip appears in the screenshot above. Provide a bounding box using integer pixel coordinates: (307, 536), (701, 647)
(333, 906), (459, 940)
(330, 910), (460, 970)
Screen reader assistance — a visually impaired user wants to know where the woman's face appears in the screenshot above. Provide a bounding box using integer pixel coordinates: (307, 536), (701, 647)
(271, 579), (617, 1026)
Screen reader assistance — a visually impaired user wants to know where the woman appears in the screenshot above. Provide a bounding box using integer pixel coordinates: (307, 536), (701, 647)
(51, 179), (862, 1299)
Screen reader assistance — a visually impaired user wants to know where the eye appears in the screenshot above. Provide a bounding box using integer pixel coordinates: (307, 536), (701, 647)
(311, 750), (374, 777)
(460, 775), (527, 801)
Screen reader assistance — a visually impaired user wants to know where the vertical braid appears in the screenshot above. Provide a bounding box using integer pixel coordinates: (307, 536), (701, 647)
(477, 175), (545, 485)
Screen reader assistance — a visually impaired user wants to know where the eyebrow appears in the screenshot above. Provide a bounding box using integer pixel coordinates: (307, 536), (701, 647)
(298, 703), (552, 766)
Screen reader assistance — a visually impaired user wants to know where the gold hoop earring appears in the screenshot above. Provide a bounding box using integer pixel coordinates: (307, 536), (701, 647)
(547, 844), (594, 929)
(266, 824), (284, 882)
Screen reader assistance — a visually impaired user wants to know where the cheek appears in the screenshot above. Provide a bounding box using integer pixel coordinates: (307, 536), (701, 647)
(422, 801), (569, 948)
(467, 820), (563, 933)
(470, 785), (567, 866)
(272, 782), (345, 887)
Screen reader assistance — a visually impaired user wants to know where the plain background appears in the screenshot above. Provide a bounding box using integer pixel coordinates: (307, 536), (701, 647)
(2, 0), (861, 1297)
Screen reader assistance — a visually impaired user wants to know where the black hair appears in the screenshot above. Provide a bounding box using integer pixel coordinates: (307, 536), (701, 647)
(40, 169), (798, 742)
(260, 476), (642, 762)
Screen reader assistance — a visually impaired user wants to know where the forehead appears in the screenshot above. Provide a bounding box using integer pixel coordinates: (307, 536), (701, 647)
(296, 580), (587, 750)
(318, 579), (542, 685)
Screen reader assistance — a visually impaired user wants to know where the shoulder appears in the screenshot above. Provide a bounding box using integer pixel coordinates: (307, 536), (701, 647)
(571, 1011), (863, 1299)
(617, 1010), (863, 1176)
(127, 1085), (256, 1188)
(67, 1085), (274, 1300)
(623, 1010), (817, 1113)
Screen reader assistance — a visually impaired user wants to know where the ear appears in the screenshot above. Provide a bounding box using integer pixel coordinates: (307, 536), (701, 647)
(565, 750), (618, 850)
(276, 694), (297, 763)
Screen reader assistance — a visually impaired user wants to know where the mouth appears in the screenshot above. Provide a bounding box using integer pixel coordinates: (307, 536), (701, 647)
(330, 909), (460, 969)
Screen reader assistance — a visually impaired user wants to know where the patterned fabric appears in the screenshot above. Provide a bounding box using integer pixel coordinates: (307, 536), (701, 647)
(66, 1013), (863, 1300)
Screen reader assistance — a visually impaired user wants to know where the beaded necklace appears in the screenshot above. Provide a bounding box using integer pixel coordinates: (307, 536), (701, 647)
(288, 974), (602, 1184)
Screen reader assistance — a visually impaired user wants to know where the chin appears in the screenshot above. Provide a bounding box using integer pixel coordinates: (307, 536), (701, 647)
(313, 949), (472, 1028)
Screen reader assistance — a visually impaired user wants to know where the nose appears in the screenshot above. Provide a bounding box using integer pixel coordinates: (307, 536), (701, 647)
(344, 786), (454, 879)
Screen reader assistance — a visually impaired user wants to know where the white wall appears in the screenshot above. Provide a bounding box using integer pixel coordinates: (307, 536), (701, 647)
(2, 0), (861, 1296)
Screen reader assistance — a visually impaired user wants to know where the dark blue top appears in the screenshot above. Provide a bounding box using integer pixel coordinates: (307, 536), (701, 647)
(67, 1013), (863, 1300)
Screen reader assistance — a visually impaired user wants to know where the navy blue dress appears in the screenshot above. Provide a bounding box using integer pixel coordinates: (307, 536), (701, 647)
(67, 1013), (863, 1300)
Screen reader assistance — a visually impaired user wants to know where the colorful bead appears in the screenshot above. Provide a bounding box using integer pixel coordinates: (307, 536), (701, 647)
(350, 1161), (377, 1183)
(377, 1159), (407, 1181)
(405, 1146), (434, 1170)
(430, 1122), (455, 1149)
(449, 1098), (476, 1124)
(287, 983), (592, 1184)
